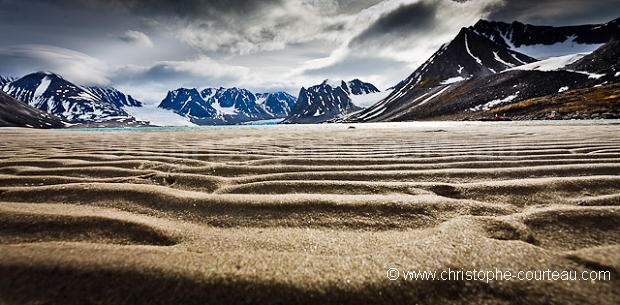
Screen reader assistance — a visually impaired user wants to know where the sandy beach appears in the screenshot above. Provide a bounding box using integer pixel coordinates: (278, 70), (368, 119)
(1, 121), (619, 304)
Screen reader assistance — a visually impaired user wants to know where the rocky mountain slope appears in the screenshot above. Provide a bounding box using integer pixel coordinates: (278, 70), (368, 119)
(0, 90), (67, 128)
(473, 18), (620, 56)
(381, 36), (618, 122)
(158, 87), (296, 125)
(283, 79), (383, 124)
(566, 32), (620, 78)
(2, 72), (144, 126)
(352, 18), (620, 123)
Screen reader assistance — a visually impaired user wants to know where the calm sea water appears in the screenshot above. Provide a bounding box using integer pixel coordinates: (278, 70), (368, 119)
(64, 119), (620, 132)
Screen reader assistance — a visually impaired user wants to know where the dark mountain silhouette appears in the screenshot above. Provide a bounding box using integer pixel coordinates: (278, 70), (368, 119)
(352, 17), (620, 123)
(0, 90), (67, 128)
(283, 79), (380, 124)
(472, 18), (620, 50)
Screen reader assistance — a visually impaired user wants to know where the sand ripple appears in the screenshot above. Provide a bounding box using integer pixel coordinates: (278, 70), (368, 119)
(1, 122), (619, 304)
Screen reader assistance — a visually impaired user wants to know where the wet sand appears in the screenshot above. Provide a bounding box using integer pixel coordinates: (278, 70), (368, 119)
(1, 121), (619, 304)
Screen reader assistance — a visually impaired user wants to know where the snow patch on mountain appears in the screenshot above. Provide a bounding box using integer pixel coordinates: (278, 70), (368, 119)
(493, 51), (516, 68)
(469, 93), (519, 112)
(418, 86), (453, 107)
(158, 87), (296, 125)
(350, 89), (392, 108)
(441, 77), (467, 85)
(510, 52), (607, 80)
(34, 76), (51, 100)
(508, 53), (588, 72)
(512, 38), (603, 60)
(211, 102), (237, 115)
(2, 72), (143, 125)
(464, 34), (483, 66)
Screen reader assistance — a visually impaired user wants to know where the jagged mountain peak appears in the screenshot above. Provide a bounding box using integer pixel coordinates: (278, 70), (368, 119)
(352, 18), (620, 123)
(25, 71), (76, 87)
(87, 86), (142, 108)
(282, 78), (385, 124)
(471, 17), (620, 55)
(344, 79), (381, 95)
(158, 86), (296, 125)
(317, 79), (380, 96)
(320, 79), (345, 88)
(30, 71), (60, 79)
(352, 17), (620, 124)
(2, 71), (143, 125)
(255, 91), (296, 117)
(384, 26), (537, 93)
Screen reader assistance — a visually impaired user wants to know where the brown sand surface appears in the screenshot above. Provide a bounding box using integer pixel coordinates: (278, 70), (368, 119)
(1, 121), (619, 304)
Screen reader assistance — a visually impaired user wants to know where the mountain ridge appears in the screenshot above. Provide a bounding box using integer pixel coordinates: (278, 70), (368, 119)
(472, 18), (620, 50)
(351, 17), (620, 123)
(2, 71), (145, 126)
(282, 79), (381, 124)
(0, 90), (67, 128)
(158, 86), (296, 125)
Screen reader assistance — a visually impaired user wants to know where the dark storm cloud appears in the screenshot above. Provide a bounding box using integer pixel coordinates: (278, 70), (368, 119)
(349, 1), (438, 47)
(12, 0), (298, 54)
(42, 0), (283, 19)
(489, 0), (620, 25)
(0, 0), (128, 44)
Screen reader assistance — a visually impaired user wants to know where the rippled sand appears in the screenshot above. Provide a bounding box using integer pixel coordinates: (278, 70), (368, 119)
(1, 122), (619, 304)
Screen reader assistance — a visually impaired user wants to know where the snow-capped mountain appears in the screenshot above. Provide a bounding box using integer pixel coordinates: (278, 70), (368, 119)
(352, 26), (537, 122)
(159, 88), (222, 125)
(87, 86), (142, 108)
(352, 17), (620, 123)
(472, 18), (620, 58)
(158, 87), (296, 125)
(255, 92), (297, 118)
(0, 90), (67, 128)
(398, 27), (537, 90)
(2, 72), (144, 125)
(283, 79), (384, 124)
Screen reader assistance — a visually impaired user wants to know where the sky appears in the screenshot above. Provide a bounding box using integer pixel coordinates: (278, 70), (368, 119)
(0, 0), (618, 105)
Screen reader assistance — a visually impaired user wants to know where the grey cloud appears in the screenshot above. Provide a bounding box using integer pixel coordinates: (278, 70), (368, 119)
(334, 0), (384, 15)
(39, 0), (313, 55)
(43, 0), (284, 19)
(489, 0), (620, 25)
(301, 54), (412, 89)
(349, 1), (438, 48)
(0, 0), (137, 50)
(308, 0), (505, 91)
(110, 56), (250, 89)
(115, 30), (154, 48)
(0, 44), (110, 85)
